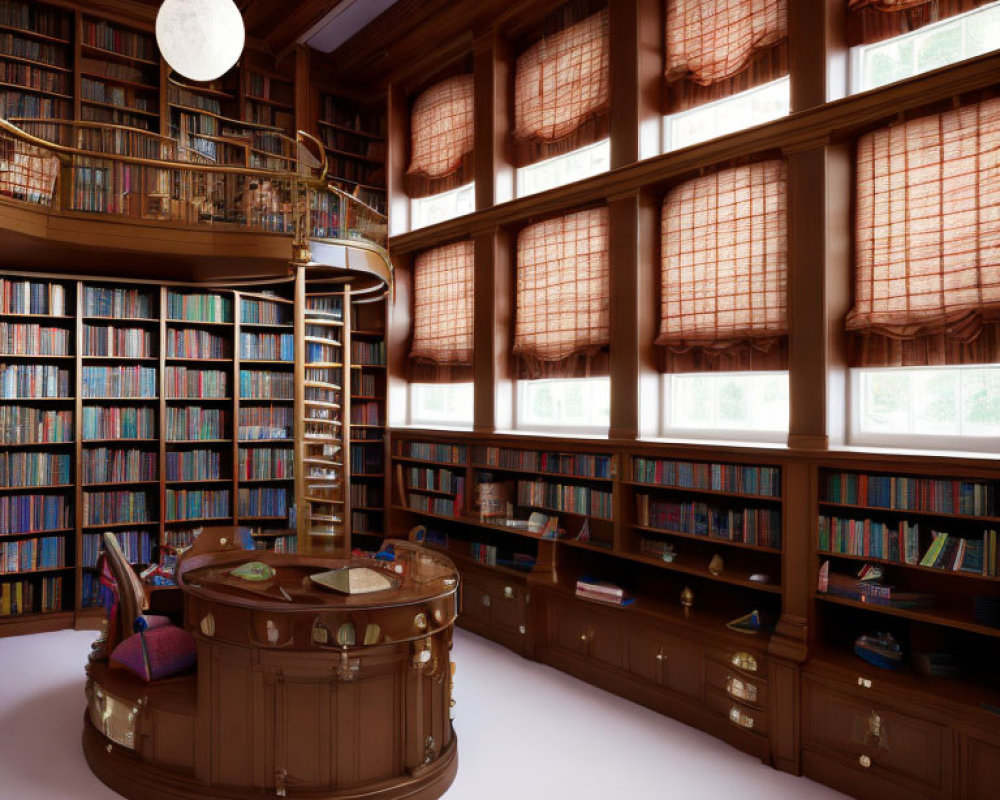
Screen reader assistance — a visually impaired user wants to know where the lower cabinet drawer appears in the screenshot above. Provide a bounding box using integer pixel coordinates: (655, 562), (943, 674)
(960, 733), (1000, 800)
(803, 679), (949, 794)
(705, 686), (768, 736)
(704, 657), (767, 709)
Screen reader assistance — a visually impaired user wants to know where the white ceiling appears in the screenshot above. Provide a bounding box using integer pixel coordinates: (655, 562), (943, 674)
(300, 0), (402, 53)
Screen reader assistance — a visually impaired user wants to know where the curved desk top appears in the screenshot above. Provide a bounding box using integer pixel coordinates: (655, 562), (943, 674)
(177, 540), (460, 649)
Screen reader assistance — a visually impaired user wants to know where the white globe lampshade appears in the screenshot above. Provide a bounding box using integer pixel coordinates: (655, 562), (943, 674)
(156, 0), (245, 82)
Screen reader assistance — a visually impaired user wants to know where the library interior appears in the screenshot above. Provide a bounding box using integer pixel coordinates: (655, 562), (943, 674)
(0, 1), (999, 799)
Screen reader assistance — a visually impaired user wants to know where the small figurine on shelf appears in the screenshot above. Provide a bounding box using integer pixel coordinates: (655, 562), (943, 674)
(708, 553), (724, 575)
(680, 585), (694, 608)
(854, 632), (904, 670)
(576, 518), (591, 543)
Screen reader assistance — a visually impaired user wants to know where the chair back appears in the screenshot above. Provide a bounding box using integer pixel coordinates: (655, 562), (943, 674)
(102, 531), (146, 642)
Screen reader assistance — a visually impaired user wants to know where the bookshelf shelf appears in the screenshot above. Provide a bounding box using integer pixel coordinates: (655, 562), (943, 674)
(0, 483), (72, 492)
(473, 463), (613, 483)
(81, 520), (158, 529)
(0, 80), (71, 99)
(816, 592), (1000, 639)
(817, 500), (1000, 525)
(79, 43), (158, 67)
(78, 71), (157, 92)
(316, 119), (384, 139)
(80, 98), (158, 117)
(632, 523), (783, 554)
(616, 549), (783, 593)
(0, 23), (69, 44)
(0, 52), (72, 72)
(627, 479), (781, 502)
(817, 548), (1000, 582)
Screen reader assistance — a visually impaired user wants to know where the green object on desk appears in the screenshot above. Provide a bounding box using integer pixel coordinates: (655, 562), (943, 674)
(230, 561), (276, 582)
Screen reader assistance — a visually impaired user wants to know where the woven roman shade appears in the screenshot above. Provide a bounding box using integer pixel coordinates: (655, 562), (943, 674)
(409, 240), (475, 379)
(846, 97), (1000, 366)
(406, 74), (475, 198)
(514, 207), (610, 378)
(848, 0), (991, 46)
(664, 0), (788, 114)
(512, 8), (610, 167)
(658, 160), (788, 372)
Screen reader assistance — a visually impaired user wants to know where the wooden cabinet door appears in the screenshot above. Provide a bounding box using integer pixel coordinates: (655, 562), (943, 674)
(586, 611), (624, 670)
(548, 599), (590, 656)
(627, 631), (701, 700)
(960, 734), (1000, 800)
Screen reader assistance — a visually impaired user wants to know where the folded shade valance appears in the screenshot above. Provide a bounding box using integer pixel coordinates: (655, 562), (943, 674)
(848, 0), (991, 46)
(658, 159), (788, 372)
(406, 74), (475, 198)
(409, 240), (475, 369)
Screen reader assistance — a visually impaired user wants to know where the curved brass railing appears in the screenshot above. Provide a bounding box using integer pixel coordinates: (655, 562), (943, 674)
(0, 116), (389, 262)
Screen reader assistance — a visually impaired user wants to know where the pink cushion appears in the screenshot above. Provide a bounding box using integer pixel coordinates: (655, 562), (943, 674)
(110, 625), (197, 682)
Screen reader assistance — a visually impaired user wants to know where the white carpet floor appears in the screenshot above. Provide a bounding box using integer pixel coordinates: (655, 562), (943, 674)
(0, 628), (849, 800)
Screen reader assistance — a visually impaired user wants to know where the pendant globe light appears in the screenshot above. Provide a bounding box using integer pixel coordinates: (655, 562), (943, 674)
(156, 0), (245, 82)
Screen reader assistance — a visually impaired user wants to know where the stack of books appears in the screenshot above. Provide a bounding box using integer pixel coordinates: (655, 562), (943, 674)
(575, 577), (632, 606)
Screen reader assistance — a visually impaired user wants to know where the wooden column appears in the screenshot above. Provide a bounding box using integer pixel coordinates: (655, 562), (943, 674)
(473, 228), (512, 433)
(294, 45), (313, 135)
(386, 83), (410, 236)
(608, 0), (663, 168)
(473, 28), (514, 209)
(789, 0), (849, 112)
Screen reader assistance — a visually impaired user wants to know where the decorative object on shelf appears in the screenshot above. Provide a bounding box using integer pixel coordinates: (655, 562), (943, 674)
(476, 474), (507, 522)
(854, 632), (904, 670)
(576, 518), (591, 543)
(230, 561), (275, 581)
(726, 610), (772, 635)
(857, 563), (883, 582)
(680, 585), (694, 608)
(817, 559), (829, 593)
(155, 0), (245, 82)
(708, 553), (724, 575)
(310, 566), (398, 594)
(748, 573), (771, 584)
(912, 651), (961, 678)
(660, 543), (677, 562)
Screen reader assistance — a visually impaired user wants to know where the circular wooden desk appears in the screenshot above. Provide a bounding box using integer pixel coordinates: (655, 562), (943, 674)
(83, 542), (459, 800)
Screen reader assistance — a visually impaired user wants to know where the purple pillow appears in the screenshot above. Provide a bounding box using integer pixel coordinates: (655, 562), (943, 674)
(110, 625), (197, 682)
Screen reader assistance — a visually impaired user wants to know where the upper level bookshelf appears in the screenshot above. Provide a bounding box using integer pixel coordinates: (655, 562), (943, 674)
(0, 0), (73, 121)
(348, 298), (386, 538)
(317, 92), (386, 215)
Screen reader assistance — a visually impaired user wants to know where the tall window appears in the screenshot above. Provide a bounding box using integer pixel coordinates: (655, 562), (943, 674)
(514, 207), (610, 431)
(663, 0), (789, 151)
(513, 5), (610, 197)
(847, 96), (1000, 449)
(849, 0), (1000, 93)
(408, 241), (475, 426)
(658, 160), (789, 438)
(407, 75), (475, 229)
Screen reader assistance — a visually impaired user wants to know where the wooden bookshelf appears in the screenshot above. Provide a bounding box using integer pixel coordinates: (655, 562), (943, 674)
(0, 0), (73, 122)
(316, 91), (386, 214)
(348, 298), (386, 539)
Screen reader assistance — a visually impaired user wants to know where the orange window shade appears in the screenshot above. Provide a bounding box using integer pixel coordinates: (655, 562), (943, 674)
(410, 240), (475, 367)
(846, 97), (1000, 366)
(658, 160), (788, 371)
(512, 9), (610, 166)
(514, 207), (610, 374)
(406, 74), (475, 198)
(848, 0), (989, 46)
(665, 0), (788, 87)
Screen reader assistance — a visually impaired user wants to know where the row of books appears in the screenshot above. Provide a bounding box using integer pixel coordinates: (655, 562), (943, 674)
(351, 402), (381, 425)
(82, 365), (156, 398)
(406, 442), (466, 465)
(164, 527), (199, 549)
(0, 493), (70, 534)
(406, 466), (462, 493)
(0, 407), (72, 443)
(238, 405), (292, 440)
(305, 295), (343, 319)
(242, 100), (293, 132)
(79, 103), (151, 131)
(575, 577), (629, 606)
(168, 86), (223, 115)
(0, 322), (70, 355)
(166, 407), (226, 441)
(240, 369), (293, 400)
(469, 541), (535, 572)
(165, 367), (228, 399)
(818, 516), (920, 563)
(84, 447), (157, 484)
(82, 406), (153, 440)
(0, 451), (71, 487)
(351, 511), (374, 533)
(80, 77), (153, 111)
(0, 60), (69, 94)
(0, 535), (65, 574)
(822, 472), (996, 516)
(0, 1), (71, 40)
(517, 480), (612, 520)
(637, 496), (782, 549)
(407, 482), (464, 517)
(166, 449), (220, 482)
(1, 575), (62, 616)
(83, 490), (151, 525)
(320, 95), (385, 137)
(919, 530), (993, 574)
(326, 157), (385, 188)
(305, 341), (338, 363)
(165, 489), (231, 521)
(351, 444), (382, 474)
(167, 329), (227, 359)
(319, 129), (386, 160)
(83, 286), (154, 319)
(633, 457), (781, 497)
(0, 92), (70, 118)
(80, 57), (152, 88)
(351, 372), (377, 396)
(238, 447), (292, 481)
(167, 292), (232, 323)
(82, 325), (151, 358)
(0, 364), (69, 398)
(240, 333), (294, 361)
(351, 340), (385, 365)
(238, 487), (287, 517)
(478, 447), (612, 478)
(0, 33), (68, 68)
(81, 19), (155, 61)
(240, 298), (290, 326)
(245, 71), (292, 103)
(272, 535), (297, 554)
(81, 530), (153, 568)
(350, 482), (381, 507)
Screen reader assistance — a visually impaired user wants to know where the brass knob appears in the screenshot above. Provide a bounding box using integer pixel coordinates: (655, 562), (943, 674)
(503, 586), (514, 599)
(859, 755), (871, 769)
(858, 677), (872, 689)
(655, 653), (665, 661)
(482, 595), (491, 607)
(580, 633), (588, 642)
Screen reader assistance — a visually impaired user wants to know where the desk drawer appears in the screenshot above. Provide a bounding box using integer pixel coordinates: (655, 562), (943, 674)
(705, 686), (768, 736)
(704, 657), (767, 708)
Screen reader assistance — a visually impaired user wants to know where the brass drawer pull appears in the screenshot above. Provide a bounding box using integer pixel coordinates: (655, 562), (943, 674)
(731, 652), (758, 673)
(482, 594), (491, 607)
(859, 754), (871, 769)
(726, 675), (758, 703)
(503, 586), (514, 599)
(857, 677), (872, 689)
(729, 705), (754, 729)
